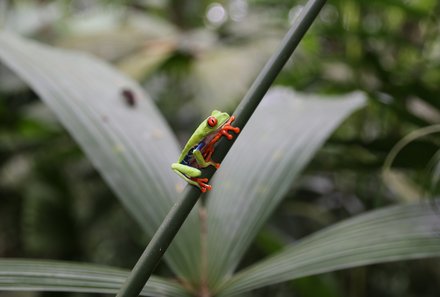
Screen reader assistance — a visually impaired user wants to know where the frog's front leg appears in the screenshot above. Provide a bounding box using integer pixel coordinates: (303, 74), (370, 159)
(219, 116), (240, 140)
(171, 163), (212, 192)
(193, 149), (220, 169)
(203, 116), (240, 161)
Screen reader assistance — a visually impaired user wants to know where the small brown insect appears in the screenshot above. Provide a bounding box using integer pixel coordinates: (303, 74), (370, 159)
(121, 88), (136, 107)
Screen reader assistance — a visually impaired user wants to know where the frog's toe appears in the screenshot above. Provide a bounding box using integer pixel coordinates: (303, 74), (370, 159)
(231, 127), (240, 134)
(209, 161), (220, 169)
(191, 177), (212, 192)
(200, 184), (211, 193)
(221, 130), (234, 140)
(220, 125), (240, 140)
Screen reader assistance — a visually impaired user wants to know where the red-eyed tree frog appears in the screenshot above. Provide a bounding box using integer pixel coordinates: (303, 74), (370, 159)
(171, 110), (240, 192)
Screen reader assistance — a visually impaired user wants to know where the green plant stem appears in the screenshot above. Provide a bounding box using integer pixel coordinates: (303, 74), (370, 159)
(115, 0), (327, 296)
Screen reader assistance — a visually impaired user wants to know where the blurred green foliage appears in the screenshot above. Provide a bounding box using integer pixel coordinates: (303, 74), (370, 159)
(0, 0), (439, 296)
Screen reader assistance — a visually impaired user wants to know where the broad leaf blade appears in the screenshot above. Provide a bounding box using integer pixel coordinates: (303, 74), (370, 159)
(0, 259), (189, 297)
(206, 88), (366, 287)
(217, 200), (440, 296)
(0, 32), (199, 279)
(192, 36), (279, 114)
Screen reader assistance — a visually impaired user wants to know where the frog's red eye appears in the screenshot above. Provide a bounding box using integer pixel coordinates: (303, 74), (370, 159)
(207, 116), (217, 127)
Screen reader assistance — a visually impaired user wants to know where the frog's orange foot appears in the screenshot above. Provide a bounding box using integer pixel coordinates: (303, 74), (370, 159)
(191, 177), (212, 193)
(220, 116), (240, 140)
(220, 128), (239, 140)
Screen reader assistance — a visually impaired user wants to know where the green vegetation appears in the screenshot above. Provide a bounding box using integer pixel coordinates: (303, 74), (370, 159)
(0, 0), (439, 297)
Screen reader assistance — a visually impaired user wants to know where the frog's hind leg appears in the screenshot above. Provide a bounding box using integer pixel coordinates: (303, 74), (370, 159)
(171, 163), (212, 192)
(171, 163), (201, 183)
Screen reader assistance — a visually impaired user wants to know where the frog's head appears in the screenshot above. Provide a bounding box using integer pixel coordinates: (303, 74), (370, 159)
(203, 110), (230, 133)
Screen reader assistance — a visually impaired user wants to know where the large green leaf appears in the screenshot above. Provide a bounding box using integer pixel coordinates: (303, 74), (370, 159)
(205, 88), (366, 288)
(0, 259), (188, 297)
(217, 200), (440, 296)
(192, 36), (280, 114)
(0, 32), (199, 280)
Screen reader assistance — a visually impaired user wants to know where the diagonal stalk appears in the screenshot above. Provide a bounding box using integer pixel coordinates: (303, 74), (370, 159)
(199, 205), (210, 297)
(115, 0), (327, 296)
